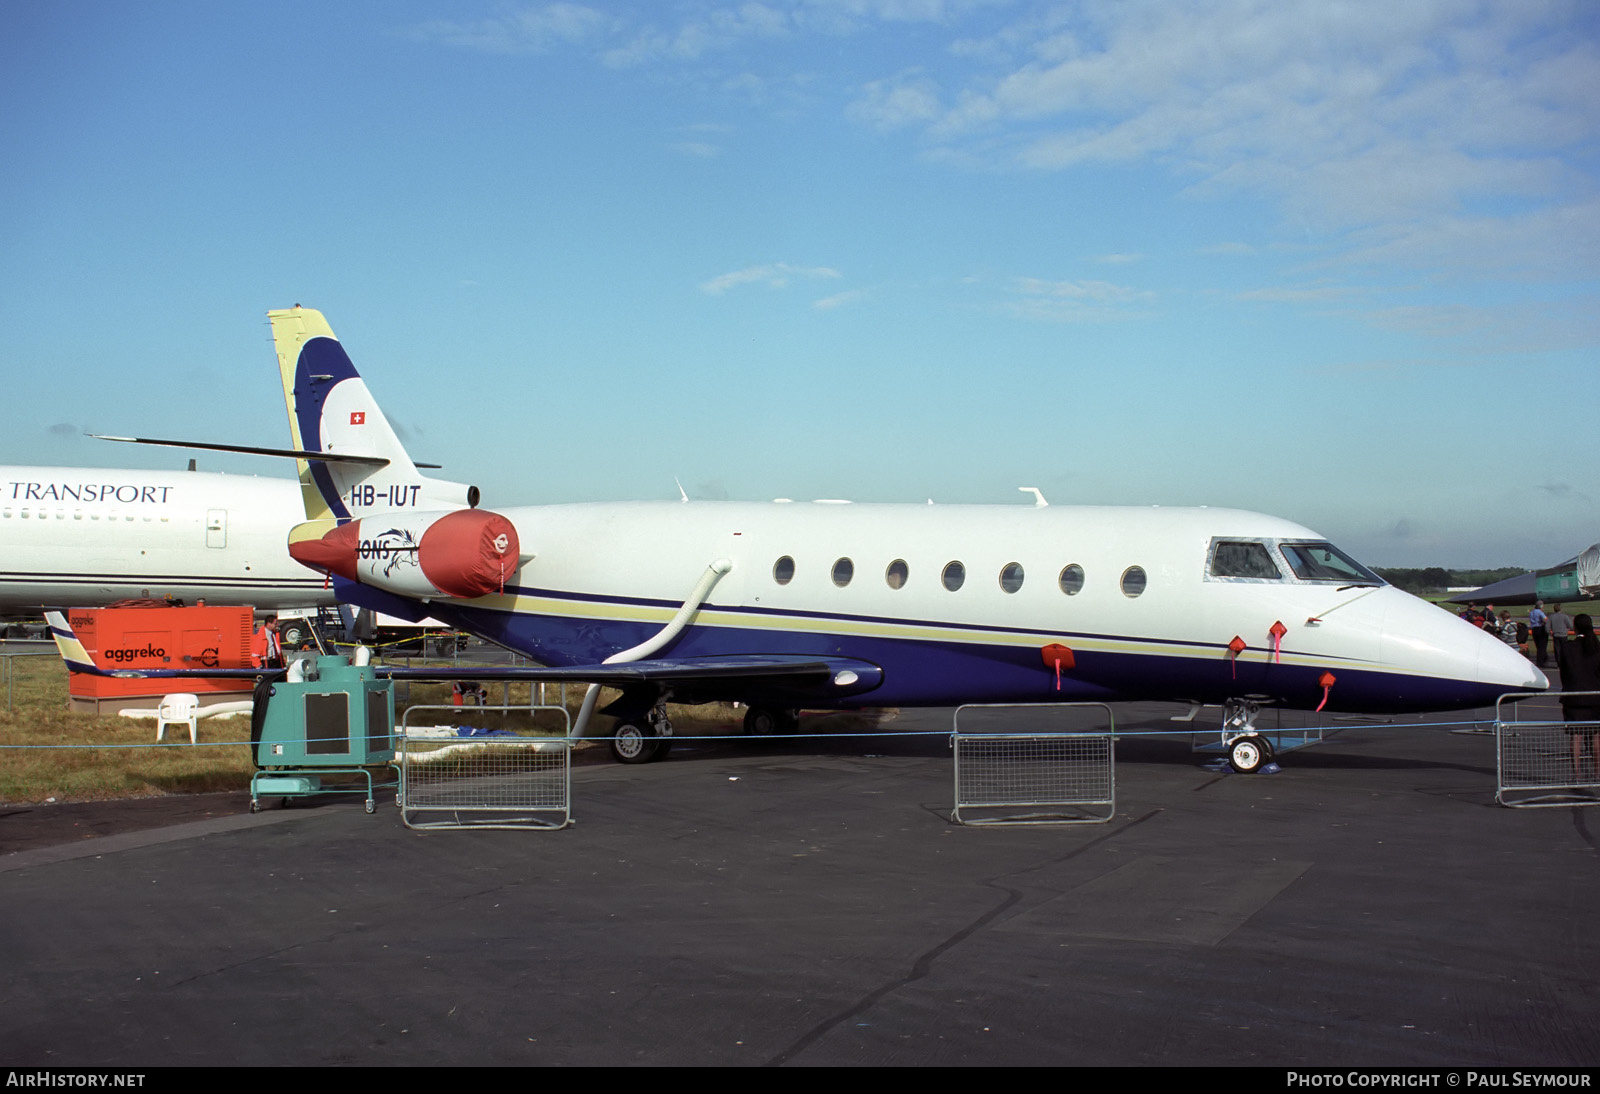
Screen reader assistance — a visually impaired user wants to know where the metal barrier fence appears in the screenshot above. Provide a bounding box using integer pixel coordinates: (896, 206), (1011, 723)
(1, 642), (57, 712)
(1495, 690), (1600, 809)
(951, 703), (1116, 825)
(398, 703), (573, 830)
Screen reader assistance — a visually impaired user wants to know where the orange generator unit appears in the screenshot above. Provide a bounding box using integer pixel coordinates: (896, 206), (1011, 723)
(66, 605), (258, 714)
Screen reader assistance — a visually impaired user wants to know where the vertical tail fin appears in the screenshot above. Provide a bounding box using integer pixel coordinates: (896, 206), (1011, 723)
(45, 611), (100, 675)
(267, 307), (478, 523)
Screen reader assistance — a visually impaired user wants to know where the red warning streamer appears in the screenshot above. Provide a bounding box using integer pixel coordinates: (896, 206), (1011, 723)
(1040, 643), (1075, 691)
(1269, 621), (1287, 663)
(1316, 671), (1337, 712)
(1227, 635), (1247, 679)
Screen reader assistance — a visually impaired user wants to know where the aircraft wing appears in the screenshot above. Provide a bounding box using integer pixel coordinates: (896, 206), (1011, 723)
(376, 654), (883, 699)
(44, 612), (881, 701)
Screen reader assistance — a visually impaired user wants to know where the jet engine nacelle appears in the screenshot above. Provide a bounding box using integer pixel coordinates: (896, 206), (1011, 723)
(288, 509), (520, 600)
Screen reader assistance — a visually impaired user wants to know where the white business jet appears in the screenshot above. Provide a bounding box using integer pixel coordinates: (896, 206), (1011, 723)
(73, 307), (1551, 770)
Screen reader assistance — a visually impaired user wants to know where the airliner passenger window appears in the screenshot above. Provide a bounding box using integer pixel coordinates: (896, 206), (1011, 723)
(1121, 566), (1147, 598)
(1280, 542), (1383, 584)
(832, 558), (854, 587)
(943, 561), (966, 591)
(1059, 565), (1084, 595)
(999, 562), (1024, 593)
(773, 556), (795, 585)
(885, 560), (909, 589)
(1210, 541), (1283, 580)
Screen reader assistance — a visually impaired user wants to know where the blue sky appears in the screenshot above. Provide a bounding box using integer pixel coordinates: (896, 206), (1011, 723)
(2, 0), (1595, 568)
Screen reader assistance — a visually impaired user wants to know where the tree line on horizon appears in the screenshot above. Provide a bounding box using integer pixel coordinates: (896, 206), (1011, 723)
(1373, 566), (1524, 594)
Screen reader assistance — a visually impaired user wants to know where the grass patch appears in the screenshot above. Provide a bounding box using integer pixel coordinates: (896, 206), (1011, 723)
(0, 654), (755, 804)
(0, 655), (256, 804)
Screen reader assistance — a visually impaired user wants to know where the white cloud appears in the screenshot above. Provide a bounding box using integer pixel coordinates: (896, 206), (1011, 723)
(1235, 285), (1361, 304)
(700, 263), (843, 294)
(603, 3), (793, 67)
(408, 3), (610, 53)
(813, 287), (871, 310)
(847, 72), (943, 130)
(889, 1), (1600, 281)
(1002, 276), (1154, 322)
(670, 141), (722, 158)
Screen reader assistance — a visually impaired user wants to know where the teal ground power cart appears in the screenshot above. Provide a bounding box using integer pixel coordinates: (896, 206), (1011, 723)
(249, 655), (398, 813)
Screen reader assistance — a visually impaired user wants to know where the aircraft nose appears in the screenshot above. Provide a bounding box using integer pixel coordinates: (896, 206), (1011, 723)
(1476, 629), (1549, 692)
(1378, 591), (1547, 702)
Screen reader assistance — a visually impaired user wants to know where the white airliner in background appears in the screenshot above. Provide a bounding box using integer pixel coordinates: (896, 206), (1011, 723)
(65, 307), (1549, 770)
(0, 466), (332, 612)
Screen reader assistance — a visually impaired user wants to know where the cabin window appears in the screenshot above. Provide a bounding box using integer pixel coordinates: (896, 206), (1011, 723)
(1121, 566), (1147, 598)
(1280, 542), (1383, 585)
(999, 562), (1024, 593)
(1208, 540), (1284, 581)
(773, 556), (795, 585)
(1058, 564), (1085, 595)
(942, 561), (966, 592)
(832, 557), (854, 587)
(885, 559), (909, 589)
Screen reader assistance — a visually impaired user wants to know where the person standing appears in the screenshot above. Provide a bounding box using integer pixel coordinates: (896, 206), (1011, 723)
(1498, 610), (1519, 649)
(1550, 603), (1575, 673)
(1559, 614), (1600, 783)
(1529, 601), (1550, 667)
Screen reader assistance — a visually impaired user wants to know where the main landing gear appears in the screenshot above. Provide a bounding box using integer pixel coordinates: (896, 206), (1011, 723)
(742, 706), (798, 737)
(609, 698), (674, 764)
(1221, 699), (1273, 774)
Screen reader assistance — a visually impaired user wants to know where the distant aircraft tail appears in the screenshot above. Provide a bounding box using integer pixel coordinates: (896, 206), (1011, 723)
(267, 307), (478, 523)
(44, 611), (98, 675)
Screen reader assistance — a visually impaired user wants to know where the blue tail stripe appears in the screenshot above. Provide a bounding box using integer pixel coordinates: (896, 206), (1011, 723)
(293, 336), (359, 521)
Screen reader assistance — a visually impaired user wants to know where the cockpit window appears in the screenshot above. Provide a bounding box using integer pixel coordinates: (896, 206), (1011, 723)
(1280, 542), (1383, 585)
(1209, 540), (1284, 580)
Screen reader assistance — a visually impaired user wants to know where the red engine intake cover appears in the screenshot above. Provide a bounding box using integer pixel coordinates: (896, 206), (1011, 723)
(288, 521), (362, 582)
(418, 509), (520, 598)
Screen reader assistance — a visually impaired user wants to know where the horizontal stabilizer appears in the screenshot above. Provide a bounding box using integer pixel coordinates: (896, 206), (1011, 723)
(90, 434), (394, 467)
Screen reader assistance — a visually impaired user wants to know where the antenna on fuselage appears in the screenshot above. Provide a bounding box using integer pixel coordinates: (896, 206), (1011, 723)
(1019, 486), (1048, 507)
(674, 476), (689, 502)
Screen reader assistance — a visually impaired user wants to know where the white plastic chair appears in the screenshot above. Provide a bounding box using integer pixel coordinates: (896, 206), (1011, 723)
(156, 693), (200, 744)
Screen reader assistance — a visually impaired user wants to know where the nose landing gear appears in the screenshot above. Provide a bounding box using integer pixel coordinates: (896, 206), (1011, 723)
(1221, 699), (1274, 774)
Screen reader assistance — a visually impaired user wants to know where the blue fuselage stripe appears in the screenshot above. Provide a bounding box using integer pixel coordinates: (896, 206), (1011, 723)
(332, 581), (1507, 714)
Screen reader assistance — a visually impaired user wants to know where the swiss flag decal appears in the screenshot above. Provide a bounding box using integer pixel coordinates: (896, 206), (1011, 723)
(350, 411), (366, 425)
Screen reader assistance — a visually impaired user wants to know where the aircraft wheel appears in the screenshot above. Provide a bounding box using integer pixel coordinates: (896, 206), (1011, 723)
(654, 737), (673, 760)
(744, 707), (778, 736)
(610, 721), (659, 764)
(280, 621), (310, 647)
(1228, 734), (1271, 774)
